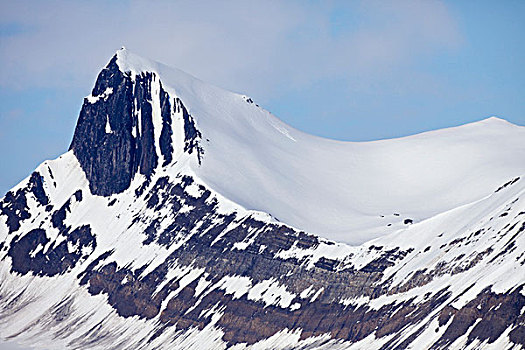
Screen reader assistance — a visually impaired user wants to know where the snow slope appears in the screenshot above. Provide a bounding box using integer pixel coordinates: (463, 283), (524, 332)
(115, 48), (525, 244)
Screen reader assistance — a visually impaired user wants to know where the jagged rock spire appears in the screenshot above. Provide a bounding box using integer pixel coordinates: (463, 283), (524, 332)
(69, 53), (175, 196)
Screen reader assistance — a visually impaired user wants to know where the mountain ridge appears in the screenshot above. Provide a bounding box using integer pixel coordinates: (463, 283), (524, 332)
(0, 49), (524, 349)
(72, 48), (525, 244)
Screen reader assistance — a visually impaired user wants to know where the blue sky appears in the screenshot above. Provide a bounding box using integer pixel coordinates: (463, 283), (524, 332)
(0, 0), (524, 196)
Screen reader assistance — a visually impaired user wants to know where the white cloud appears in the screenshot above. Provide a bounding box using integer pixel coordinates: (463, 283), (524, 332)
(0, 0), (462, 101)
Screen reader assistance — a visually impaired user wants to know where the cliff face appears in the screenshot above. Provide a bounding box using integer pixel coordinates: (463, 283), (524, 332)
(1, 50), (524, 349)
(69, 54), (200, 196)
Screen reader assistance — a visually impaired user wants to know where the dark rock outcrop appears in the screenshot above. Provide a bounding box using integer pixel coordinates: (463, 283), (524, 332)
(7, 189), (96, 277)
(0, 172), (49, 233)
(69, 55), (203, 196)
(434, 286), (525, 348)
(8, 225), (95, 277)
(69, 55), (137, 196)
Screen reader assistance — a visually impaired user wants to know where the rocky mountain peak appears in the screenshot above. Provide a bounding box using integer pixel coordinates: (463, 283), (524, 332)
(1, 50), (524, 349)
(69, 52), (202, 197)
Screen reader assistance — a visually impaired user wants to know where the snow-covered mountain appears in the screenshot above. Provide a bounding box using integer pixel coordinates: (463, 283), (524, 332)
(1, 49), (524, 350)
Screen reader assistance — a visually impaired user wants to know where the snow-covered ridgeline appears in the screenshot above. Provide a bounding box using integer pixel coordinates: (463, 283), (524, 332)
(112, 48), (525, 245)
(1, 49), (524, 349)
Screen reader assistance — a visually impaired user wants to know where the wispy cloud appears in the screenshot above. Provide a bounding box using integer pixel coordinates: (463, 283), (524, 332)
(0, 0), (462, 100)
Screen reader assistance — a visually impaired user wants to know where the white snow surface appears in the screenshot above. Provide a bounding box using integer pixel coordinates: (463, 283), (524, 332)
(116, 48), (525, 244)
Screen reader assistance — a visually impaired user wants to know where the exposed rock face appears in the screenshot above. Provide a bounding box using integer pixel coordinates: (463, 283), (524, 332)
(6, 188), (96, 277)
(436, 287), (525, 348)
(8, 225), (95, 277)
(70, 55), (138, 196)
(69, 55), (201, 196)
(0, 172), (49, 233)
